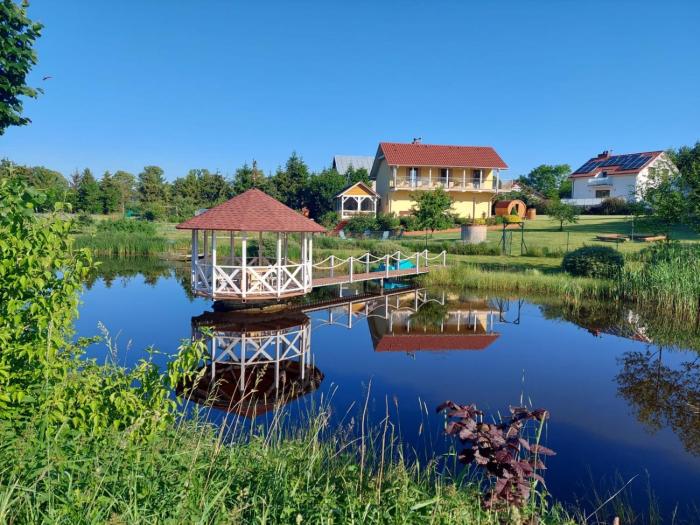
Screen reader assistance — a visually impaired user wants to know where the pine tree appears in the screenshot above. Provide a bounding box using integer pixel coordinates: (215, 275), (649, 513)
(76, 168), (101, 213)
(99, 171), (121, 214)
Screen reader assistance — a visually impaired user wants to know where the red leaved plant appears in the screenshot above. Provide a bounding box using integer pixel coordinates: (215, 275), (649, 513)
(437, 401), (555, 509)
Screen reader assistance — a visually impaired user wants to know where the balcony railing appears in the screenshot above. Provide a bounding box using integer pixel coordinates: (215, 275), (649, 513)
(393, 177), (497, 191)
(587, 177), (612, 187)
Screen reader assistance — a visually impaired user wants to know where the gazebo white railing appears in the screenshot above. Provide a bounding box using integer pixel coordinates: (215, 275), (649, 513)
(191, 229), (314, 301)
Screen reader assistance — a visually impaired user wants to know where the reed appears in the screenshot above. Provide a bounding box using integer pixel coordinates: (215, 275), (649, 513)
(422, 264), (617, 303)
(74, 231), (170, 256)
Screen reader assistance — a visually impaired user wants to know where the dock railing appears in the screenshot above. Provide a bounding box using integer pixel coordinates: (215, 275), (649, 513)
(311, 250), (446, 284)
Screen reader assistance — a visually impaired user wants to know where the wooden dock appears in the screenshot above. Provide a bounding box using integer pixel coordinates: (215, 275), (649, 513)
(312, 267), (429, 287)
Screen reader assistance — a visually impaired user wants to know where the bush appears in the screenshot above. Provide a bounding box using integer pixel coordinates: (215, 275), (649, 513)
(399, 215), (419, 231)
(76, 211), (94, 228)
(376, 212), (399, 232)
(588, 197), (632, 215)
(503, 215), (522, 224)
(319, 211), (339, 228)
(562, 246), (624, 279)
(344, 215), (378, 235)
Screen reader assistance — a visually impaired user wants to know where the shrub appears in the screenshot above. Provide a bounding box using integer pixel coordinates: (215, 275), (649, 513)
(399, 215), (419, 231)
(562, 246), (624, 278)
(376, 212), (399, 232)
(344, 215), (378, 235)
(470, 218), (487, 226)
(503, 215), (522, 224)
(76, 211), (94, 228)
(319, 211), (339, 228)
(590, 197), (632, 215)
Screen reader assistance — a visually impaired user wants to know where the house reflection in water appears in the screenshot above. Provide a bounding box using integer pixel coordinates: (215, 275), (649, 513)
(181, 309), (323, 417)
(181, 287), (510, 416)
(366, 292), (500, 353)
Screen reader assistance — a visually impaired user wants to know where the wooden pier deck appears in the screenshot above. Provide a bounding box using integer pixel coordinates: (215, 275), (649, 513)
(312, 267), (429, 288)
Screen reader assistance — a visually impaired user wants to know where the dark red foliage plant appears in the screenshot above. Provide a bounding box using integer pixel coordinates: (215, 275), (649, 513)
(437, 401), (555, 509)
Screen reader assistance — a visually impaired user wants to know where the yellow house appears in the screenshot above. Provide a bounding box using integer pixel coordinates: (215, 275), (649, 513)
(369, 141), (508, 219)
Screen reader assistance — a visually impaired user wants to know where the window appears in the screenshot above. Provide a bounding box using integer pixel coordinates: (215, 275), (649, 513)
(440, 168), (449, 179)
(472, 169), (483, 188)
(595, 190), (611, 198)
(408, 167), (421, 180)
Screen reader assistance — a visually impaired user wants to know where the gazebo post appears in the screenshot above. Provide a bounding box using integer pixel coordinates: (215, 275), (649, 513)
(191, 229), (198, 288)
(211, 230), (217, 296)
(229, 232), (235, 265)
(283, 233), (288, 264)
(276, 232), (282, 298)
(241, 232), (247, 300)
(307, 234), (313, 289)
(202, 229), (208, 269)
(300, 232), (307, 288)
(258, 231), (263, 265)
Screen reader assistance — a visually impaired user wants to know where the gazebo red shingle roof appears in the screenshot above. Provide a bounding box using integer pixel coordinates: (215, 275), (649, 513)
(176, 188), (327, 233)
(379, 142), (508, 169)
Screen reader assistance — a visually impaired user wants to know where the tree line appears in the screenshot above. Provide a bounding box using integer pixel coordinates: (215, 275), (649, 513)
(0, 153), (371, 223)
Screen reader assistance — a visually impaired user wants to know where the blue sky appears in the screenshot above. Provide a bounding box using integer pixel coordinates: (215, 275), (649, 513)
(2, 0), (699, 180)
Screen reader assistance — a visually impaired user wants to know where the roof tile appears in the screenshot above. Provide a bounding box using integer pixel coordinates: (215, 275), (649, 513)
(176, 188), (327, 233)
(379, 142), (508, 169)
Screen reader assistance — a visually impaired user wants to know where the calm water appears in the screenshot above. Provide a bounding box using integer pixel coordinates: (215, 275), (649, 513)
(77, 258), (700, 520)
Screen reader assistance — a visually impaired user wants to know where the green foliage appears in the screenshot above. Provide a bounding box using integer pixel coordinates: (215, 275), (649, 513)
(319, 210), (339, 228)
(668, 142), (700, 230)
(271, 152), (309, 209)
(345, 165), (371, 186)
(376, 212), (399, 231)
(639, 165), (692, 237)
(344, 215), (377, 234)
(231, 160), (276, 197)
(112, 170), (136, 214)
(303, 168), (346, 218)
(171, 168), (231, 208)
(96, 218), (156, 235)
(0, 0), (43, 134)
(548, 201), (579, 231)
(0, 159), (68, 211)
(621, 243), (700, 319)
(562, 246), (624, 279)
(138, 165), (168, 204)
(410, 188), (454, 232)
(518, 164), (571, 198)
(400, 215), (419, 231)
(98, 171), (120, 213)
(75, 168), (102, 213)
(0, 176), (201, 437)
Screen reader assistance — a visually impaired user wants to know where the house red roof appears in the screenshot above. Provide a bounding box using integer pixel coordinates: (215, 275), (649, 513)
(569, 150), (664, 179)
(378, 142), (508, 169)
(375, 334), (499, 352)
(176, 188), (327, 233)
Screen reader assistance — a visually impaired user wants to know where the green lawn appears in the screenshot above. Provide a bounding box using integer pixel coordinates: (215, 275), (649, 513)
(425, 215), (699, 255)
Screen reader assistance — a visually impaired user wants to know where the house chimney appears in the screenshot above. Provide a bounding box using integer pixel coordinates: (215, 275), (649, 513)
(597, 150), (612, 159)
(412, 137), (422, 144)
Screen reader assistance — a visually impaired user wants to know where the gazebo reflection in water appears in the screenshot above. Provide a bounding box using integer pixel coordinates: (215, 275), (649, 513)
(180, 285), (514, 418)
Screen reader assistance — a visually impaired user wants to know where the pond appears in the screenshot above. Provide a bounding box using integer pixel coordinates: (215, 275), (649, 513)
(77, 258), (700, 521)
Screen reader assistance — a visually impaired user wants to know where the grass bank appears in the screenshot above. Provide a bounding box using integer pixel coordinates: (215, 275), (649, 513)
(422, 264), (617, 303)
(0, 410), (578, 524)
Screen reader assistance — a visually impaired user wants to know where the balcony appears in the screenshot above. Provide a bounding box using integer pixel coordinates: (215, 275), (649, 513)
(587, 177), (612, 187)
(392, 177), (498, 192)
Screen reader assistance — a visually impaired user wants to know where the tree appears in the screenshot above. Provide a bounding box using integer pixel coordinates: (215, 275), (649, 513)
(112, 170), (136, 214)
(668, 142), (700, 231)
(638, 166), (688, 238)
(270, 152), (309, 209)
(99, 171), (120, 214)
(518, 164), (571, 199)
(197, 169), (230, 205)
(410, 188), (454, 243)
(548, 200), (579, 231)
(231, 160), (276, 197)
(0, 0), (43, 134)
(0, 160), (67, 210)
(303, 168), (346, 218)
(345, 165), (370, 186)
(75, 168), (101, 213)
(138, 165), (167, 204)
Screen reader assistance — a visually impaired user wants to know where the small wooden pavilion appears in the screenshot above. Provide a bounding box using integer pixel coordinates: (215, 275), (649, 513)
(334, 181), (379, 220)
(176, 189), (327, 302)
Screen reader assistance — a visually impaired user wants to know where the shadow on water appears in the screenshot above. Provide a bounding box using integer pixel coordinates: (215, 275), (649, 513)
(79, 257), (700, 522)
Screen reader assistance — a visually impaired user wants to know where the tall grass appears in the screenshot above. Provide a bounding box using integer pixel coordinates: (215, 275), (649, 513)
(422, 265), (617, 303)
(74, 231), (170, 256)
(0, 404), (578, 524)
(620, 243), (700, 320)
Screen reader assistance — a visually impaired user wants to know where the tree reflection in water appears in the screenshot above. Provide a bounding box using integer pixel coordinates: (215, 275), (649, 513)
(616, 349), (700, 456)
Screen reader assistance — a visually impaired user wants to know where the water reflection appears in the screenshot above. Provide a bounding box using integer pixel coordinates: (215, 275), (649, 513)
(182, 309), (322, 417)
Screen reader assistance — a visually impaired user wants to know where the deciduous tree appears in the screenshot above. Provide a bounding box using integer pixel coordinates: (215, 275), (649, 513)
(410, 188), (454, 243)
(518, 164), (571, 198)
(548, 200), (579, 231)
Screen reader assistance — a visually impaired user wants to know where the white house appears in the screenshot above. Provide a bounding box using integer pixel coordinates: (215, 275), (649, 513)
(565, 150), (676, 206)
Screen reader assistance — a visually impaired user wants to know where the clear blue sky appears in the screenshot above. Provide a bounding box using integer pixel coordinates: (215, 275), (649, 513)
(2, 0), (699, 181)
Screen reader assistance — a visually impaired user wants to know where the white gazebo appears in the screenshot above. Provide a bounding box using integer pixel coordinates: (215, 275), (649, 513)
(334, 181), (379, 220)
(176, 188), (327, 302)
